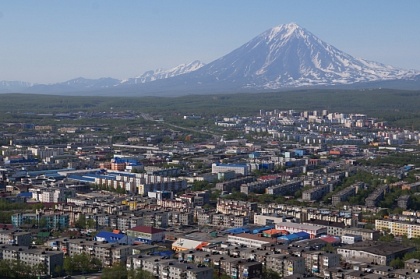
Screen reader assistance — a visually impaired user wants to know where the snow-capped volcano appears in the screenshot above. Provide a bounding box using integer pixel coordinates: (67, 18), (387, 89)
(1, 23), (419, 95)
(185, 22), (419, 89)
(121, 60), (205, 85)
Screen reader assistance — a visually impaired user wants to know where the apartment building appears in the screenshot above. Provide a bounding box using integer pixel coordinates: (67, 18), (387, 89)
(0, 245), (63, 276)
(216, 176), (256, 192)
(266, 254), (306, 277)
(11, 212), (39, 227)
(196, 210), (213, 227)
(331, 185), (356, 206)
(398, 195), (411, 210)
(365, 184), (389, 207)
(127, 255), (213, 279)
(216, 199), (257, 216)
(0, 230), (32, 246)
(302, 184), (333, 201)
(11, 212), (69, 230)
(168, 211), (194, 226)
(212, 163), (251, 176)
(28, 146), (64, 160)
(64, 238), (133, 266)
(266, 180), (303, 196)
(303, 251), (340, 276)
(241, 179), (279, 195)
(127, 255), (175, 276)
(228, 260), (262, 279)
(163, 262), (214, 279)
(29, 187), (75, 203)
(42, 213), (70, 230)
(211, 214), (249, 228)
(375, 219), (420, 238)
(254, 214), (285, 226)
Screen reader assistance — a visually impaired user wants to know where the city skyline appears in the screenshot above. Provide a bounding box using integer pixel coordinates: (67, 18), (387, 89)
(1, 0), (419, 84)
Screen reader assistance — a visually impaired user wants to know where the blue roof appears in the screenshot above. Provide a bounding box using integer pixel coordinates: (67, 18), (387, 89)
(225, 227), (251, 234)
(278, 232), (310, 241)
(67, 174), (96, 183)
(95, 231), (125, 242)
(18, 192), (32, 198)
(27, 169), (74, 176)
(114, 157), (142, 165)
(252, 225), (275, 234)
(153, 251), (174, 257)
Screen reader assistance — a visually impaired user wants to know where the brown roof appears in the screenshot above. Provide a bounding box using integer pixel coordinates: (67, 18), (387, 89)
(129, 225), (165, 234)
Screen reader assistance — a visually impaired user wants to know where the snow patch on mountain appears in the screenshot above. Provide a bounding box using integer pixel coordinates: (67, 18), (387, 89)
(0, 80), (33, 93)
(121, 60), (205, 85)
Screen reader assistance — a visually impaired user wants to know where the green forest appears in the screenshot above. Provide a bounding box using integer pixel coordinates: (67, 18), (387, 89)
(1, 88), (420, 129)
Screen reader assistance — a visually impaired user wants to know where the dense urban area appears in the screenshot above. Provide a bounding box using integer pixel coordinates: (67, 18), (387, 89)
(1, 100), (420, 279)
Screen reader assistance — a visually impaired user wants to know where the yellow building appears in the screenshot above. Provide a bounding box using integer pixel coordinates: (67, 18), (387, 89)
(375, 219), (420, 238)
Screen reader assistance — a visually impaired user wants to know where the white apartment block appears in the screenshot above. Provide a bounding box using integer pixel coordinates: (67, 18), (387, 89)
(30, 187), (75, 203)
(254, 214), (285, 226)
(211, 163), (250, 176)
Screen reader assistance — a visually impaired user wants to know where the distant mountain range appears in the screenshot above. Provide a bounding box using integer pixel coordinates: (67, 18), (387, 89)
(1, 23), (420, 96)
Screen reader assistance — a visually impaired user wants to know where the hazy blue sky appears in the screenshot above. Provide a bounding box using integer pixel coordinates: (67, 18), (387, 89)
(1, 1), (419, 83)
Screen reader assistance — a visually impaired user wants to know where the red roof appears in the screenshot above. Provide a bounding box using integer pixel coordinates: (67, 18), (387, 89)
(320, 236), (340, 244)
(129, 225), (165, 234)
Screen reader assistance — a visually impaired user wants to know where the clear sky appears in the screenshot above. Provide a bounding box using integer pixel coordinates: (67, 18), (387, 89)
(1, 0), (419, 84)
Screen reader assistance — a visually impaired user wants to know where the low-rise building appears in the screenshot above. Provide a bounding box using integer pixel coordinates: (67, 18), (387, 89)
(126, 226), (165, 244)
(337, 241), (415, 265)
(227, 233), (277, 249)
(275, 222), (327, 238)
